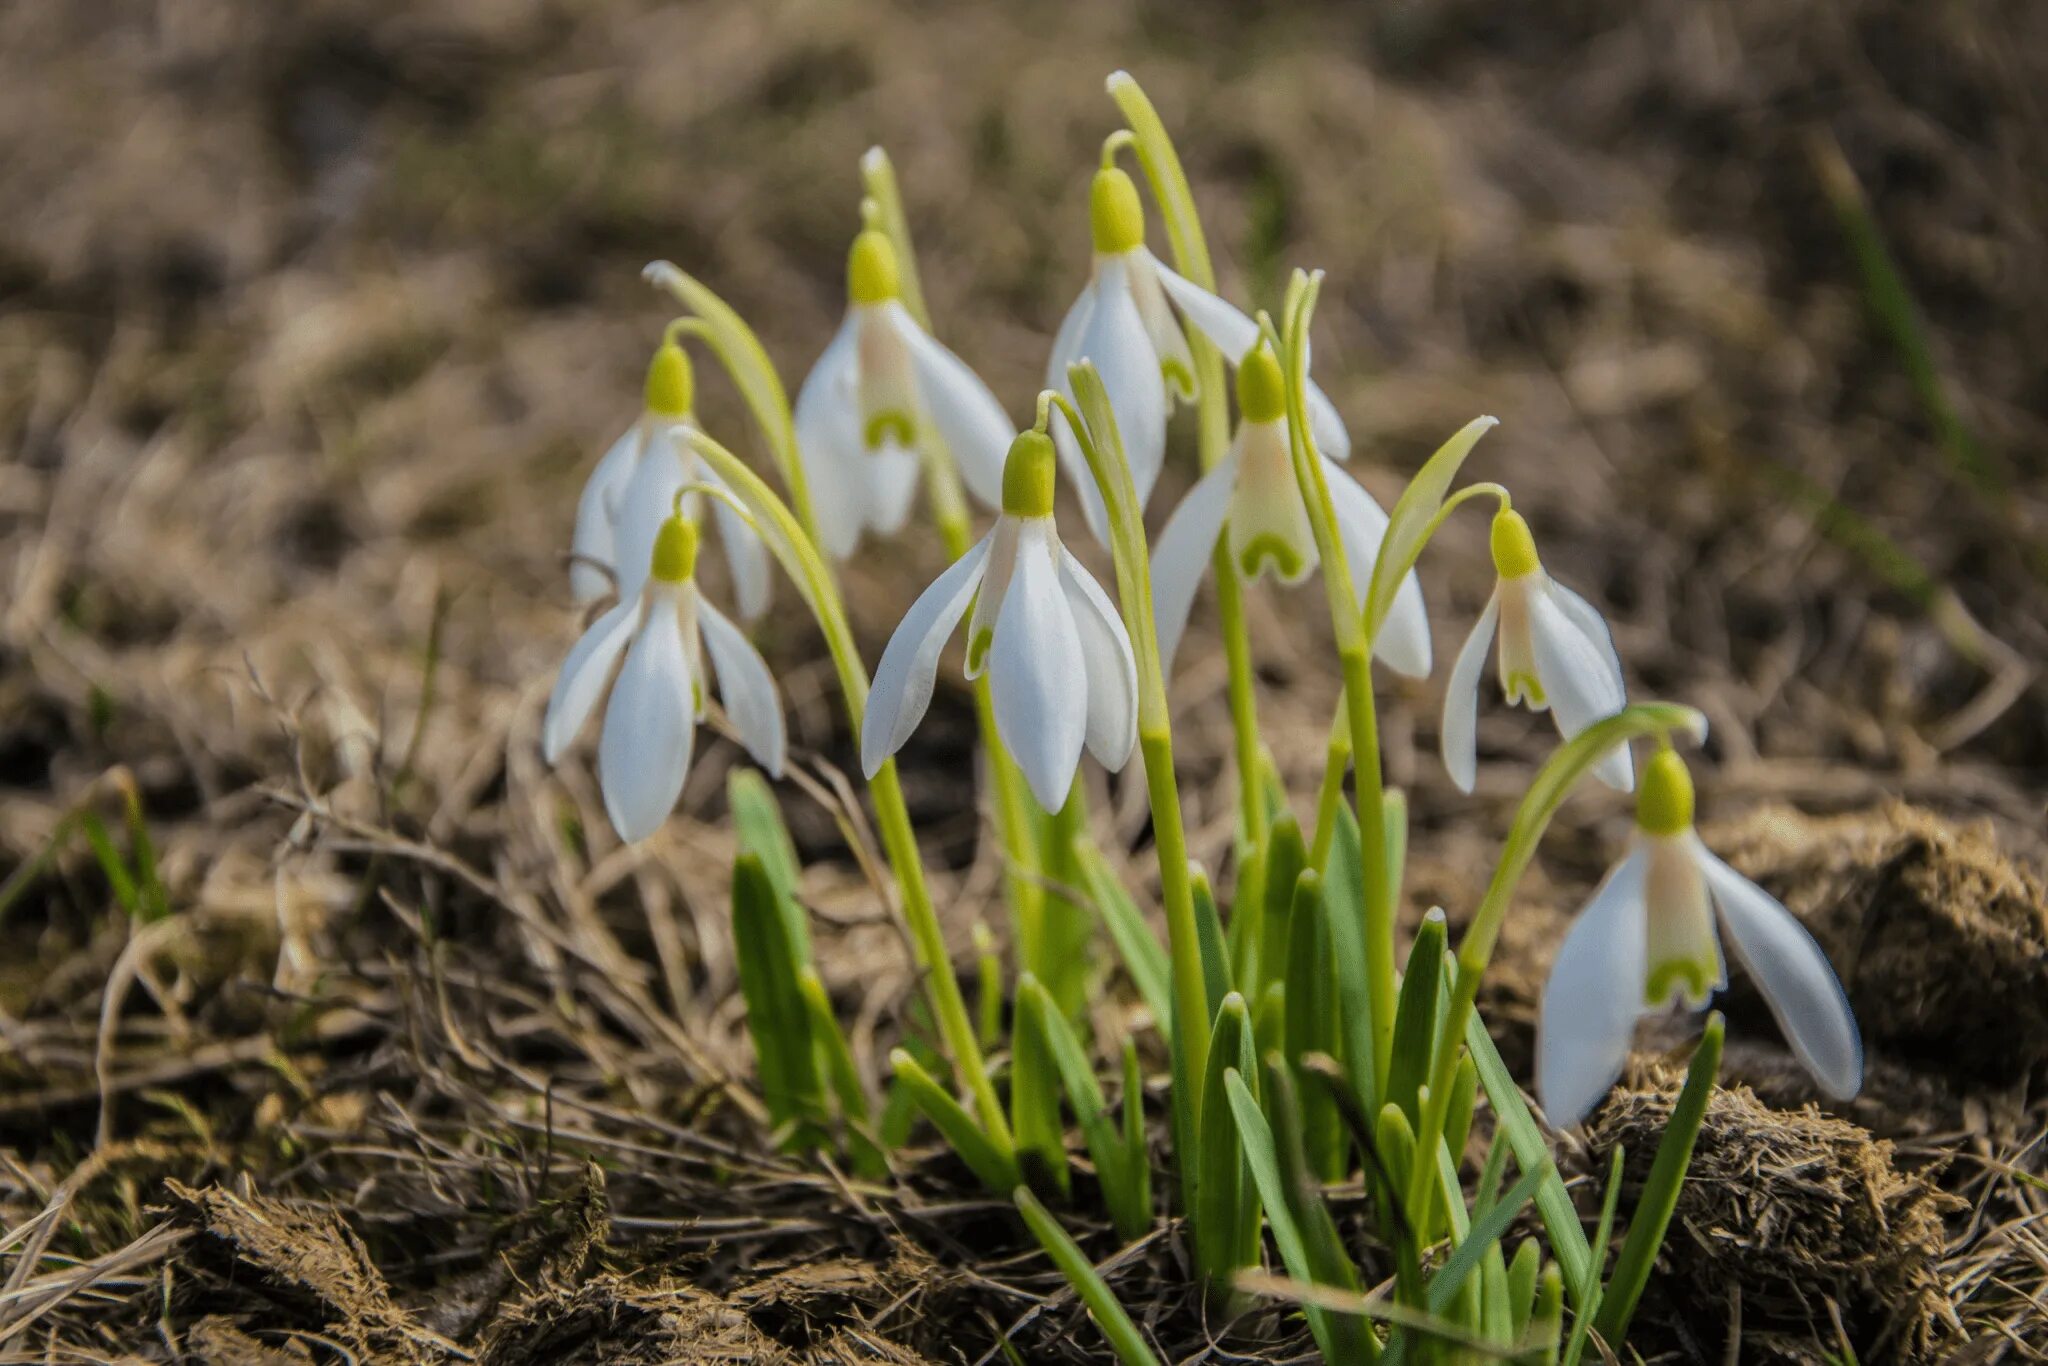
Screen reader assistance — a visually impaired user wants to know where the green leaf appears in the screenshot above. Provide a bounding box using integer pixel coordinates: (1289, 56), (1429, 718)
(1363, 416), (1500, 645)
(1281, 871), (1344, 1180)
(1191, 864), (1233, 1024)
(1227, 844), (1266, 996)
(1428, 1161), (1549, 1318)
(1224, 1071), (1347, 1365)
(797, 967), (882, 1178)
(1560, 1147), (1626, 1366)
(731, 854), (825, 1138)
(1259, 816), (1307, 1005)
(1506, 1239), (1542, 1342)
(1018, 977), (1149, 1239)
(1464, 1011), (1594, 1303)
(1260, 1055), (1373, 1362)
(1385, 910), (1447, 1128)
(1195, 994), (1258, 1283)
(1077, 843), (1172, 1046)
(890, 1049), (1021, 1193)
(1324, 804), (1381, 1118)
(1014, 1187), (1163, 1366)
(1011, 975), (1073, 1198)
(1595, 1014), (1724, 1344)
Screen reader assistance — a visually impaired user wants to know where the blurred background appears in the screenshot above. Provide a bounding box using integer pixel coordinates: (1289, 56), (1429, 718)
(2, 1), (2044, 1360)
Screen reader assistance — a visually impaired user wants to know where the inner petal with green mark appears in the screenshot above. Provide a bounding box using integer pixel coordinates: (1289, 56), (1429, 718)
(1641, 835), (1720, 1009)
(1224, 420), (1317, 586)
(1496, 579), (1546, 708)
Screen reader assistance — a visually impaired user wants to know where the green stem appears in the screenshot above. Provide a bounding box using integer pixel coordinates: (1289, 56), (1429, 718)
(1053, 380), (1209, 1103)
(686, 430), (1012, 1152)
(1109, 71), (1265, 850)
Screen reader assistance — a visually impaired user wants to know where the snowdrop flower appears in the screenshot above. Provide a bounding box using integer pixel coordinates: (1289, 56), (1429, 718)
(862, 430), (1137, 810)
(544, 514), (786, 844)
(792, 229), (1014, 559)
(1149, 341), (1432, 679)
(1045, 166), (1351, 540)
(1441, 507), (1632, 793)
(1538, 747), (1862, 1125)
(571, 332), (772, 620)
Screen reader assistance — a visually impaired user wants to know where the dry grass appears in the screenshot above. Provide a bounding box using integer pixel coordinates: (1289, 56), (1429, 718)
(2, 0), (2046, 1360)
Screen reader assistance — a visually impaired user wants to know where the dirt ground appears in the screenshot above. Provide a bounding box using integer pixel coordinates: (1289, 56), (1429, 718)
(2, 0), (2045, 1361)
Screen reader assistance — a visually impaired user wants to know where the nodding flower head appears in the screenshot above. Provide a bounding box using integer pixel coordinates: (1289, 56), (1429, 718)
(543, 511), (785, 845)
(1440, 505), (1631, 794)
(861, 427), (1137, 811)
(792, 219), (1015, 559)
(569, 331), (770, 618)
(1537, 744), (1862, 1125)
(1147, 340), (1434, 683)
(1046, 171), (1356, 544)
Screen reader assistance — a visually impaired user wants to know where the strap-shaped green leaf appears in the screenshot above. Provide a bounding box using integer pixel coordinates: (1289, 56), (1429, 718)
(1014, 1187), (1163, 1366)
(890, 1049), (1020, 1193)
(1077, 843), (1173, 1045)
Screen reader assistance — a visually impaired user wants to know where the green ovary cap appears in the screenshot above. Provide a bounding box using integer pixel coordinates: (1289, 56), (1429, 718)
(1636, 746), (1695, 836)
(1089, 167), (1145, 255)
(1001, 430), (1057, 517)
(644, 339), (694, 418)
(847, 230), (900, 305)
(1489, 507), (1541, 579)
(1235, 343), (1286, 424)
(650, 515), (700, 584)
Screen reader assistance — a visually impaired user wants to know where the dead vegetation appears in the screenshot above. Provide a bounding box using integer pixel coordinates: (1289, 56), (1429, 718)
(3, 0), (2046, 1361)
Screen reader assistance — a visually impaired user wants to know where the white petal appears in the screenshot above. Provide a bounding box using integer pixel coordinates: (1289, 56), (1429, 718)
(1698, 842), (1863, 1100)
(890, 302), (1011, 510)
(861, 534), (993, 778)
(1148, 453), (1239, 671)
(1440, 592), (1500, 794)
(864, 438), (924, 535)
(1549, 578), (1627, 708)
(1537, 844), (1652, 1126)
(792, 311), (868, 560)
(1070, 257), (1167, 513)
(1045, 281), (1097, 394)
(702, 470), (772, 622)
(542, 597), (641, 763)
(1150, 256), (1351, 459)
(965, 516), (1020, 677)
(1126, 252), (1196, 403)
(611, 427), (693, 602)
(571, 421), (643, 602)
(1057, 547), (1138, 770)
(1149, 257), (1258, 360)
(1527, 580), (1632, 790)
(598, 598), (695, 843)
(698, 596), (786, 777)
(990, 524), (1088, 810)
(1326, 461), (1431, 678)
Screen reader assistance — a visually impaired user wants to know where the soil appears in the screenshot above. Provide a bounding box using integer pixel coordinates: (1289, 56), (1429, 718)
(2, 0), (2045, 1362)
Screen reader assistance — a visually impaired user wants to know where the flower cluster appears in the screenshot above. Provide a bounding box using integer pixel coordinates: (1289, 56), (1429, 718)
(532, 73), (1865, 1360)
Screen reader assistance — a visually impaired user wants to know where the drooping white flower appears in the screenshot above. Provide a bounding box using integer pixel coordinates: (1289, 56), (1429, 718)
(572, 334), (772, 619)
(1149, 341), (1433, 680)
(544, 514), (785, 844)
(862, 430), (1137, 810)
(792, 229), (1013, 559)
(1538, 747), (1862, 1125)
(1045, 166), (1352, 541)
(1440, 507), (1632, 793)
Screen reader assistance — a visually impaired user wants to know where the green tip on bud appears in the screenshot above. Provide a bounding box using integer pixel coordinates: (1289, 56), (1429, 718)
(1636, 745), (1695, 836)
(1089, 167), (1145, 255)
(1001, 429), (1057, 518)
(1489, 508), (1541, 579)
(644, 338), (694, 418)
(1235, 343), (1287, 424)
(649, 515), (699, 584)
(847, 229), (900, 305)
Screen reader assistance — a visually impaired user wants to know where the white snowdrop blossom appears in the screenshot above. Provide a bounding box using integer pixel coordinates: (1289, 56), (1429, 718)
(1149, 341), (1433, 679)
(793, 229), (1014, 559)
(571, 334), (773, 619)
(1045, 166), (1352, 542)
(1538, 747), (1863, 1125)
(862, 430), (1138, 810)
(1440, 508), (1632, 793)
(544, 515), (786, 844)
